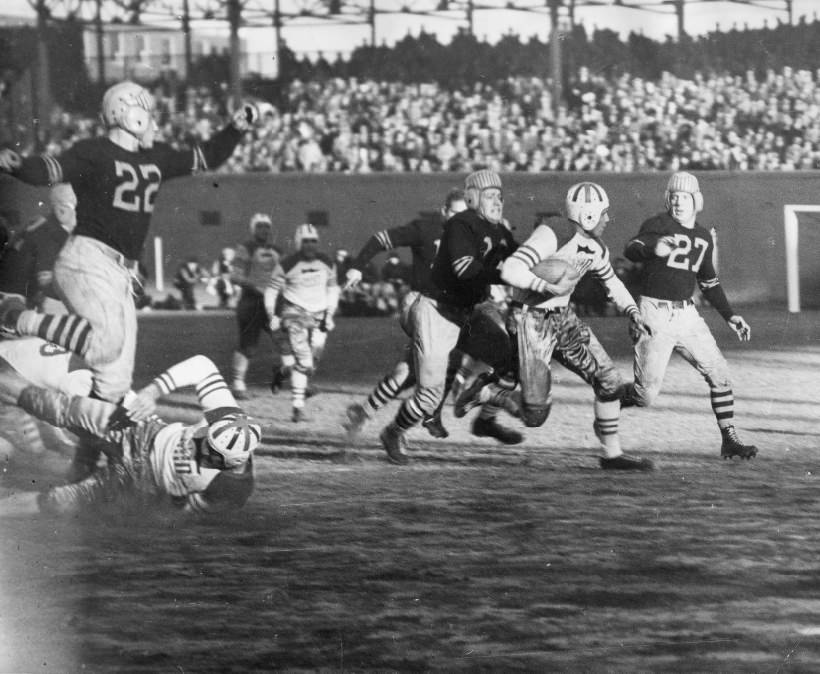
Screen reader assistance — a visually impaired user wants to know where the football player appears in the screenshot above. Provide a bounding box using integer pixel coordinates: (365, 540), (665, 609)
(456, 182), (654, 471)
(264, 224), (339, 422)
(0, 80), (259, 406)
(373, 169), (518, 465)
(229, 213), (282, 399)
(0, 354), (259, 517)
(0, 292), (93, 473)
(343, 188), (521, 445)
(621, 172), (756, 460)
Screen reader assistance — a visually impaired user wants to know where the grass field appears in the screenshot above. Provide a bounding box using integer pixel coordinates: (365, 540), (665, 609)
(1, 304), (819, 672)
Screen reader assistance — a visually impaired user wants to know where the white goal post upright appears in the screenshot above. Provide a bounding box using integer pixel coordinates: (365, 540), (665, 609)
(783, 205), (820, 313)
(154, 236), (164, 293)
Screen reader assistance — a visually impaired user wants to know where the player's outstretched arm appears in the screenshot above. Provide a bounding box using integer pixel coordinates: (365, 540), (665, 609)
(126, 355), (239, 422)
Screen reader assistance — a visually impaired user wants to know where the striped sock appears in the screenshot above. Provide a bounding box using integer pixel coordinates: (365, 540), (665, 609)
(366, 373), (403, 414)
(594, 399), (621, 457)
(291, 370), (308, 409)
(19, 310), (92, 357)
(478, 403), (502, 421)
(484, 386), (521, 417)
(395, 388), (438, 431)
(710, 387), (734, 430)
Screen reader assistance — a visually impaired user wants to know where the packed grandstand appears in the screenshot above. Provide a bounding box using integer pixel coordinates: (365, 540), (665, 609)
(11, 14), (820, 173)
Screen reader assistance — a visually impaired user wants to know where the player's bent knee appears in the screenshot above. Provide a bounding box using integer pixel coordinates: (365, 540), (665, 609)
(521, 403), (550, 427)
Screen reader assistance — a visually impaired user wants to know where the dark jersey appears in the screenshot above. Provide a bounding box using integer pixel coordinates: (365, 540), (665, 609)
(20, 215), (69, 300)
(351, 218), (443, 295)
(624, 212), (734, 318)
(430, 209), (517, 308)
(11, 125), (242, 261)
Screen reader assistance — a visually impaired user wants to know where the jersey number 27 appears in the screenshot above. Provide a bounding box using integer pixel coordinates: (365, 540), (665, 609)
(667, 233), (708, 272)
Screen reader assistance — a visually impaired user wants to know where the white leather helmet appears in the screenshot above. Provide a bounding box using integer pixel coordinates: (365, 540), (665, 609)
(205, 414), (261, 469)
(294, 223), (319, 249)
(249, 212), (273, 236)
(101, 80), (156, 140)
(565, 182), (610, 231)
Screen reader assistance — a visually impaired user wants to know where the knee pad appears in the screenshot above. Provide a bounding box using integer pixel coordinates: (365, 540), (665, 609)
(522, 402), (551, 428)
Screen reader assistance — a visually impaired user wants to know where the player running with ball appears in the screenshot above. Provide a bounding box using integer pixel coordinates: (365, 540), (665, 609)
(621, 172), (756, 460)
(456, 182), (654, 470)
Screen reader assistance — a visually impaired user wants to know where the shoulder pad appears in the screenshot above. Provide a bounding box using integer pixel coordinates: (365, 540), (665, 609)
(538, 216), (576, 248)
(314, 252), (334, 267)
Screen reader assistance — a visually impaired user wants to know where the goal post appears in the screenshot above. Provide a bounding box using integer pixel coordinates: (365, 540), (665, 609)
(153, 236), (164, 293)
(783, 204), (820, 313)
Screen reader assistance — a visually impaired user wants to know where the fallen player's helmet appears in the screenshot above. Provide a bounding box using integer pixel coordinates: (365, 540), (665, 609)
(565, 181), (610, 231)
(464, 169), (502, 210)
(294, 223), (319, 249)
(205, 414), (261, 469)
(665, 171), (703, 213)
(101, 80), (156, 140)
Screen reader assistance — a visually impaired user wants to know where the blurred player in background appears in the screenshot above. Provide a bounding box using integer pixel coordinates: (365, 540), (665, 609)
(457, 182), (654, 470)
(265, 224), (339, 422)
(0, 354), (259, 518)
(374, 170), (517, 464)
(0, 80), (257, 406)
(208, 247), (236, 309)
(343, 187), (520, 445)
(621, 172), (757, 460)
(229, 213), (282, 398)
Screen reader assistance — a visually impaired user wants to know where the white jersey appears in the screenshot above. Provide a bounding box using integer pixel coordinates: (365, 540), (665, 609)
(150, 420), (220, 501)
(503, 217), (637, 314)
(0, 336), (91, 396)
(268, 251), (339, 314)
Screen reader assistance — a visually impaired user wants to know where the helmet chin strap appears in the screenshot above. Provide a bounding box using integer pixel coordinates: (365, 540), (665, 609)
(108, 126), (152, 151)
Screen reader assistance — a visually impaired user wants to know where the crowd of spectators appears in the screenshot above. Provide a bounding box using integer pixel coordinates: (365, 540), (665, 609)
(36, 61), (820, 174)
(20, 12), (820, 174)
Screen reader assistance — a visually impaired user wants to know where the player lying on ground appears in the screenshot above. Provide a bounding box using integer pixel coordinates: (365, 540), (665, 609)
(456, 182), (654, 471)
(0, 292), (98, 477)
(621, 171), (756, 460)
(0, 354), (260, 517)
(0, 80), (258, 405)
(342, 187), (521, 445)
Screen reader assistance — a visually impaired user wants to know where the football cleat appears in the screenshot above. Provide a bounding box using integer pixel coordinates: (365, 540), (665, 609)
(599, 453), (654, 471)
(343, 403), (369, 437)
(422, 414), (449, 439)
(269, 367), (286, 395)
(0, 294), (25, 338)
(305, 384), (318, 399)
(231, 387), (249, 401)
(472, 416), (523, 445)
(292, 407), (307, 423)
(720, 426), (757, 460)
(454, 372), (494, 418)
(379, 424), (409, 465)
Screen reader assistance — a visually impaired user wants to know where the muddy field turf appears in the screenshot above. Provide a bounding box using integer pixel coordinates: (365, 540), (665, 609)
(1, 305), (818, 672)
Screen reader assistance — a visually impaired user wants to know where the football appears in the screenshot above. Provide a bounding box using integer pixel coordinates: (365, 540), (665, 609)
(531, 257), (581, 284)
